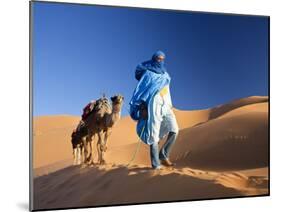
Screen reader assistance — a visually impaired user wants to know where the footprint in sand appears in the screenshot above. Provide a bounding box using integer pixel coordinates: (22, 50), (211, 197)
(214, 172), (268, 195)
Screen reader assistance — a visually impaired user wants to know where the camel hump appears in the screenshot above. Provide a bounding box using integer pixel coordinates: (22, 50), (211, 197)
(81, 97), (112, 121)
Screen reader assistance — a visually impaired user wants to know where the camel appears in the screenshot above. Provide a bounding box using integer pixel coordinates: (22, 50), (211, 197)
(71, 130), (84, 165)
(71, 94), (124, 165)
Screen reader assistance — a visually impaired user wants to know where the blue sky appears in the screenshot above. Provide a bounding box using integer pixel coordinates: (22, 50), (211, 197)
(32, 2), (269, 116)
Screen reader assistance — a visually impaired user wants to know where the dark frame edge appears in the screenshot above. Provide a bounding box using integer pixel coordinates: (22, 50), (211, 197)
(32, 194), (270, 212)
(267, 16), (270, 196)
(29, 1), (34, 211)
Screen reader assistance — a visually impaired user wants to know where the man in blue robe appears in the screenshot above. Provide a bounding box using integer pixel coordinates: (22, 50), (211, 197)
(129, 51), (179, 169)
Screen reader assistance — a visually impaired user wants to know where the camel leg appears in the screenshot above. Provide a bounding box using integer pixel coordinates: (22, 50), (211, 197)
(100, 132), (106, 165)
(97, 130), (110, 165)
(97, 142), (101, 164)
(85, 139), (91, 164)
(82, 136), (88, 164)
(102, 130), (111, 152)
(97, 132), (105, 164)
(80, 144), (85, 164)
(92, 134), (96, 163)
(77, 145), (81, 165)
(87, 136), (94, 165)
(73, 148), (78, 165)
(90, 138), (96, 165)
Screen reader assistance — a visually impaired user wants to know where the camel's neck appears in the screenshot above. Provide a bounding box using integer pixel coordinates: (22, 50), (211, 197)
(112, 103), (122, 114)
(107, 103), (122, 127)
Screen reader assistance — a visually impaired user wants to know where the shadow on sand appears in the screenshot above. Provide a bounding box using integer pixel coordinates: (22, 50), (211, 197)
(33, 164), (242, 211)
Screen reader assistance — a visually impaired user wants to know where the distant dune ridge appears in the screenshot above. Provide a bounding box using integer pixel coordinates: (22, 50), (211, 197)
(32, 96), (269, 210)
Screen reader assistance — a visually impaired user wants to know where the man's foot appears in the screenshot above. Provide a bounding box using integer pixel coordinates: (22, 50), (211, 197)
(160, 158), (175, 167)
(152, 165), (163, 170)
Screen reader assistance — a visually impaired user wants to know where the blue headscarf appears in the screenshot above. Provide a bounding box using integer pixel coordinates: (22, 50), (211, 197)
(135, 50), (167, 81)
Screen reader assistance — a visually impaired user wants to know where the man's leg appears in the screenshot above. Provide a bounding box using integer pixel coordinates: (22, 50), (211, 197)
(150, 142), (161, 169)
(159, 131), (178, 161)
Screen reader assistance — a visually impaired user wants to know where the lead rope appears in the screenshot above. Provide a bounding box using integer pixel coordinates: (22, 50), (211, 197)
(126, 121), (146, 167)
(123, 101), (146, 167)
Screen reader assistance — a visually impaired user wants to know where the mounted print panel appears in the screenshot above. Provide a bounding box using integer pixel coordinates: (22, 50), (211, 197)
(30, 1), (269, 211)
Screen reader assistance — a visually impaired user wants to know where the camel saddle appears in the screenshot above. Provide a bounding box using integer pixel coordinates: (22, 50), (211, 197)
(76, 97), (111, 136)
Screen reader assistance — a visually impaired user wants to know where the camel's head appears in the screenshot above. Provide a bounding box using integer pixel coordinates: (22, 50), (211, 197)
(110, 94), (124, 105)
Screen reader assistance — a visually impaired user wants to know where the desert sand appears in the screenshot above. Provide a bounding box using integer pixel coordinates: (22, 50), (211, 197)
(32, 96), (269, 210)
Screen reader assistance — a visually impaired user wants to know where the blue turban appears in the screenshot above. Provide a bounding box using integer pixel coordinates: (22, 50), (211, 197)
(135, 51), (167, 81)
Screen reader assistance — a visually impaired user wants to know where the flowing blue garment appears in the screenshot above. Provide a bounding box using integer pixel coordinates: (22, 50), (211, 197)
(129, 70), (171, 145)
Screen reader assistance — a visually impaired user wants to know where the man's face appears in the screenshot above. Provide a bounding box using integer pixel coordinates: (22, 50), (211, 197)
(157, 55), (165, 62)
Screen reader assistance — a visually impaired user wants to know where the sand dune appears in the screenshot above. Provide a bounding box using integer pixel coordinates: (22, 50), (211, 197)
(171, 110), (268, 170)
(33, 95), (268, 169)
(33, 164), (268, 210)
(33, 115), (80, 168)
(208, 96), (268, 120)
(217, 102), (268, 119)
(32, 95), (269, 210)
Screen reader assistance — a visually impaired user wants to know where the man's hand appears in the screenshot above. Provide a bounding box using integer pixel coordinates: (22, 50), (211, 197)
(139, 103), (148, 120)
